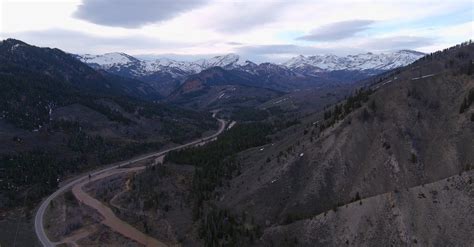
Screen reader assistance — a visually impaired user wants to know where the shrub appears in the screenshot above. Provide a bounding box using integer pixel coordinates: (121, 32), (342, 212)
(411, 153), (418, 163)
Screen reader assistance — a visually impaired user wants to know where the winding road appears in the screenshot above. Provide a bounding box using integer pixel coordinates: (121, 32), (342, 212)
(35, 114), (227, 247)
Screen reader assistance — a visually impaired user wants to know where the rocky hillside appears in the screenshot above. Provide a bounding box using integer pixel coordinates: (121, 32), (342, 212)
(188, 42), (472, 245)
(262, 169), (474, 246)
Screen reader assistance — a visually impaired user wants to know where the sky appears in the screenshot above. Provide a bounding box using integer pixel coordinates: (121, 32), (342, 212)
(0, 0), (472, 62)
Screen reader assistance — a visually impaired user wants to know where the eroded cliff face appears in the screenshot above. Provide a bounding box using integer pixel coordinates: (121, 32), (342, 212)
(261, 169), (474, 246)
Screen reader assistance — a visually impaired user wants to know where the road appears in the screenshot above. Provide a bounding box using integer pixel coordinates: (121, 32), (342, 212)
(35, 115), (227, 247)
(71, 166), (165, 246)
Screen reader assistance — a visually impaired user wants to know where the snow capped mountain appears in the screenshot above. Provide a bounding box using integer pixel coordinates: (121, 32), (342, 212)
(78, 52), (139, 69)
(76, 53), (253, 78)
(75, 50), (424, 83)
(73, 49), (425, 97)
(283, 50), (424, 71)
(195, 53), (250, 69)
(139, 59), (199, 76)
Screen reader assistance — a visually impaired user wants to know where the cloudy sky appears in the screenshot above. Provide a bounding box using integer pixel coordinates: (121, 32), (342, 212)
(0, 0), (472, 62)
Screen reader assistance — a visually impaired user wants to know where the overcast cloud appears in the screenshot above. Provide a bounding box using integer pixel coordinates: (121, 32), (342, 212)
(2, 29), (192, 54)
(74, 0), (209, 28)
(297, 20), (375, 41)
(237, 44), (322, 55)
(361, 36), (435, 51)
(1, 0), (471, 61)
(209, 2), (289, 33)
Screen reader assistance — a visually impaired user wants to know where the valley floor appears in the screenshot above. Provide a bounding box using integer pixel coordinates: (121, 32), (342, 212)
(34, 116), (226, 246)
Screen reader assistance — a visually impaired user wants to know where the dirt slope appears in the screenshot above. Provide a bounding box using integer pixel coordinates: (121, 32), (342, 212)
(261, 169), (474, 246)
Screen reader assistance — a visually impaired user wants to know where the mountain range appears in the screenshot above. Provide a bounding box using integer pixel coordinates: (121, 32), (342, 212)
(283, 50), (424, 71)
(75, 50), (424, 96)
(77, 50), (424, 75)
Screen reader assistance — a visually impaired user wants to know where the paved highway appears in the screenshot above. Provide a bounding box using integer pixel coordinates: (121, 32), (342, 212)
(35, 116), (227, 247)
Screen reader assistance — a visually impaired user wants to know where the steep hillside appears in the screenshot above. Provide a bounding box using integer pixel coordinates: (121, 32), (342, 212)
(219, 42), (473, 227)
(163, 42), (473, 245)
(262, 169), (474, 246)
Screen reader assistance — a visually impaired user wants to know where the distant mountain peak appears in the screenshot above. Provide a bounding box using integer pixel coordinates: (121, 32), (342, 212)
(79, 52), (139, 68)
(283, 50), (424, 71)
(196, 53), (244, 68)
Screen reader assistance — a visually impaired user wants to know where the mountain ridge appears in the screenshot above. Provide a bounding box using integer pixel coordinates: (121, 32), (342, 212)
(76, 50), (424, 76)
(0, 38), (160, 100)
(283, 50), (425, 71)
(74, 49), (424, 97)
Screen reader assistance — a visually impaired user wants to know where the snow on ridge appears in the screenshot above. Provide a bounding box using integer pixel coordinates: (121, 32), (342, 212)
(77, 49), (424, 78)
(78, 52), (136, 68)
(283, 50), (424, 71)
(10, 43), (23, 52)
(77, 52), (250, 76)
(195, 53), (242, 68)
